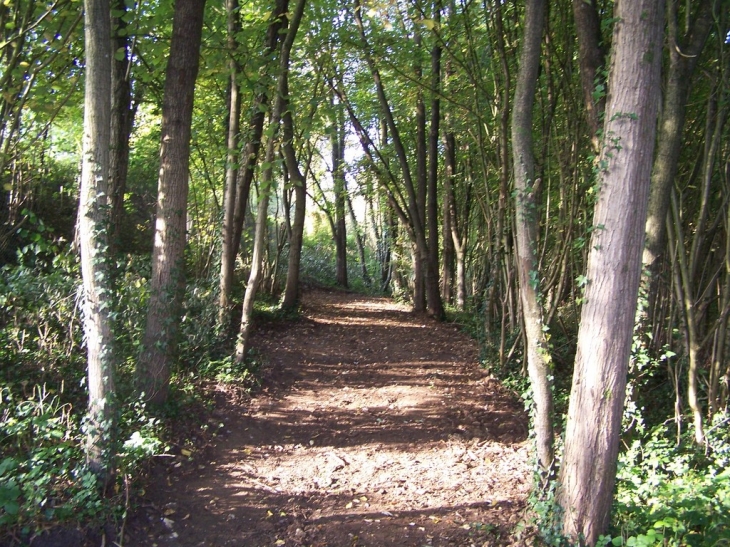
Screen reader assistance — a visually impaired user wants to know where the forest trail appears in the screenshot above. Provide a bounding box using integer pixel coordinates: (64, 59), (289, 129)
(127, 289), (531, 547)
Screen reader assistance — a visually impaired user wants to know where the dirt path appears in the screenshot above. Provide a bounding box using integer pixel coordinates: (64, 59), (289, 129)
(127, 289), (531, 546)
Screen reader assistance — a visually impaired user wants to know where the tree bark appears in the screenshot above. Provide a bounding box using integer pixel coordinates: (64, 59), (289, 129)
(81, 0), (115, 478)
(108, 0), (136, 255)
(642, 0), (715, 310)
(353, 0), (443, 317)
(414, 29), (427, 313)
(332, 96), (348, 288)
(217, 0), (242, 327)
(427, 2), (443, 319)
(280, 81), (307, 310)
(138, 0), (206, 405)
(219, 0), (289, 323)
(236, 0), (305, 360)
(558, 0), (664, 542)
(510, 0), (553, 480)
(571, 0), (606, 150)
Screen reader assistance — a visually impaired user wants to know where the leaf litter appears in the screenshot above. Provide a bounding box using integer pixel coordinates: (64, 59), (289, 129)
(125, 289), (533, 546)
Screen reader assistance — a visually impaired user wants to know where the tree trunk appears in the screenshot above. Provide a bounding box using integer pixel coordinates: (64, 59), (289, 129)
(558, 0), (664, 542)
(427, 2), (443, 319)
(642, 0), (714, 314)
(217, 0), (242, 327)
(510, 0), (553, 480)
(108, 0), (135, 255)
(219, 0), (289, 322)
(236, 0), (305, 360)
(332, 96), (348, 288)
(281, 81), (307, 310)
(353, 0), (442, 317)
(81, 0), (115, 478)
(414, 30), (427, 313)
(571, 0), (606, 150)
(347, 191), (371, 285)
(441, 132), (455, 304)
(138, 0), (206, 405)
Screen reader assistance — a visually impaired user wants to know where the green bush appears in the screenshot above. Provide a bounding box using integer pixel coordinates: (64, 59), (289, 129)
(603, 414), (730, 546)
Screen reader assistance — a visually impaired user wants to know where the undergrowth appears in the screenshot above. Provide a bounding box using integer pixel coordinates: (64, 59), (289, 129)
(0, 228), (264, 543)
(461, 292), (730, 547)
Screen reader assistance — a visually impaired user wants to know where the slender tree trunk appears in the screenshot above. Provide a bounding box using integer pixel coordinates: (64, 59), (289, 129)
(138, 0), (206, 405)
(427, 2), (443, 319)
(347, 192), (371, 285)
(441, 132), (455, 304)
(510, 0), (553, 480)
(558, 0), (664, 541)
(236, 0), (305, 360)
(571, 0), (606, 150)
(491, 0), (511, 333)
(414, 30), (427, 313)
(81, 0), (115, 478)
(332, 96), (348, 288)
(642, 0), (714, 311)
(281, 81), (307, 310)
(220, 0), (289, 318)
(109, 0), (135, 255)
(353, 0), (443, 317)
(218, 0), (242, 327)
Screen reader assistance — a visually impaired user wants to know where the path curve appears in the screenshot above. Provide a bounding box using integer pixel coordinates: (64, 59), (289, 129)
(128, 289), (531, 546)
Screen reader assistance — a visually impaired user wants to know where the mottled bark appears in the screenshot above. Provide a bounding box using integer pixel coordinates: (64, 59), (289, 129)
(139, 0), (206, 405)
(108, 0), (135, 254)
(511, 0), (553, 480)
(642, 0), (715, 306)
(558, 0), (664, 541)
(571, 0), (606, 149)
(280, 86), (307, 310)
(81, 0), (115, 477)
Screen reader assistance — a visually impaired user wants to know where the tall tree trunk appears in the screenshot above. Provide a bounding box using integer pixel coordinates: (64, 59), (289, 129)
(427, 2), (443, 319)
(353, 0), (442, 317)
(347, 191), (371, 285)
(219, 0), (289, 321)
(441, 131), (455, 304)
(414, 30), (427, 313)
(332, 96), (348, 288)
(642, 0), (715, 312)
(558, 0), (664, 541)
(138, 0), (206, 405)
(281, 81), (307, 310)
(108, 0), (135, 255)
(510, 0), (553, 480)
(81, 0), (115, 478)
(236, 0), (305, 360)
(217, 0), (242, 327)
(571, 0), (606, 150)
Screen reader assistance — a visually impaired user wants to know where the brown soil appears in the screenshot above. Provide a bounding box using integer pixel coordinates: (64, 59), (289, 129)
(124, 289), (533, 547)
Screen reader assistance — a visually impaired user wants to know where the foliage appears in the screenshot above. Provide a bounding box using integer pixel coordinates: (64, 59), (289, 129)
(602, 415), (730, 547)
(0, 386), (104, 531)
(298, 224), (380, 294)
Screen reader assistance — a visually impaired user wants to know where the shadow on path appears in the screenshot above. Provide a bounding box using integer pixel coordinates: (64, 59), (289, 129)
(126, 289), (532, 547)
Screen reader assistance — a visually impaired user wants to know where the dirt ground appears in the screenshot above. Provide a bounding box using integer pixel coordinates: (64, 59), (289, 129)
(123, 289), (533, 546)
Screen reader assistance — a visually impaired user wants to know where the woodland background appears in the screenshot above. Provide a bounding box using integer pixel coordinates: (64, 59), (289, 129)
(0, 0), (729, 544)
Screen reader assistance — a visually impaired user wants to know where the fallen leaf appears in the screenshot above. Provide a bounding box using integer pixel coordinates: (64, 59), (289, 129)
(181, 449), (192, 457)
(345, 502), (353, 509)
